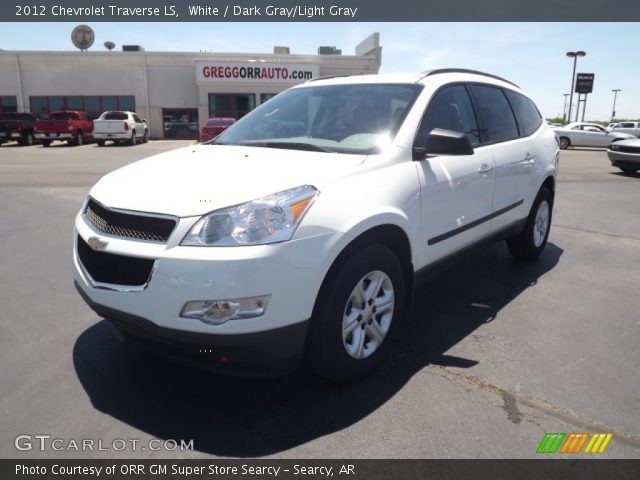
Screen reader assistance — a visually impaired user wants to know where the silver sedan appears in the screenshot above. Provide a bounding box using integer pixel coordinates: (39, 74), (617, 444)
(607, 138), (640, 174)
(554, 122), (634, 149)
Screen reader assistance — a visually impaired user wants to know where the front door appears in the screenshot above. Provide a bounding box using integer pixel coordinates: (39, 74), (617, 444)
(414, 84), (496, 266)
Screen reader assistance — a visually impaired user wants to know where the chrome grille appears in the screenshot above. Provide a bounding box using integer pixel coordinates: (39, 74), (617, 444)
(84, 198), (176, 243)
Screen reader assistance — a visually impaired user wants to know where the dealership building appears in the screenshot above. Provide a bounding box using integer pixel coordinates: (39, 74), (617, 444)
(0, 33), (382, 139)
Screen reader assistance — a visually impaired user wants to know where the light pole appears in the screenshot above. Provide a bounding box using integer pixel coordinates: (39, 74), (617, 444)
(566, 51), (586, 123)
(562, 93), (570, 123)
(611, 89), (621, 123)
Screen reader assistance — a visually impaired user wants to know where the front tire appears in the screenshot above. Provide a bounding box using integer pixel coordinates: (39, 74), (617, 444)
(19, 132), (34, 146)
(306, 244), (405, 382)
(619, 166), (638, 174)
(507, 187), (553, 261)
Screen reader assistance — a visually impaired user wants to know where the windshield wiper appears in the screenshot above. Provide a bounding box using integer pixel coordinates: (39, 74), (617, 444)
(240, 141), (335, 153)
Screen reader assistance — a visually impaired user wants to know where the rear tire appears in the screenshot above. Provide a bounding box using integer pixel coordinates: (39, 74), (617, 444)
(42, 140), (51, 147)
(306, 244), (405, 382)
(507, 187), (553, 261)
(559, 137), (570, 149)
(129, 130), (137, 146)
(97, 140), (105, 147)
(70, 131), (83, 146)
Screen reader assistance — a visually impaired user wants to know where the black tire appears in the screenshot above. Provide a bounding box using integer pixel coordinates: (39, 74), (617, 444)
(97, 140), (105, 147)
(306, 244), (405, 382)
(42, 140), (51, 147)
(70, 131), (83, 146)
(129, 130), (137, 146)
(558, 137), (570, 149)
(19, 132), (34, 146)
(507, 187), (553, 261)
(143, 129), (149, 143)
(619, 166), (638, 174)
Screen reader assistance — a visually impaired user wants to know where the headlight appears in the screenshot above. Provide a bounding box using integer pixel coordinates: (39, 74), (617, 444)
(181, 185), (318, 246)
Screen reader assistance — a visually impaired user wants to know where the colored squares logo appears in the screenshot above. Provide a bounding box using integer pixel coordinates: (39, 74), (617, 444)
(537, 433), (612, 454)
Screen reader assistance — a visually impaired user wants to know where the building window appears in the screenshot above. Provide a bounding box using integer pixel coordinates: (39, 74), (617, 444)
(0, 96), (18, 115)
(208, 94), (255, 120)
(162, 108), (198, 139)
(260, 93), (278, 104)
(28, 96), (135, 119)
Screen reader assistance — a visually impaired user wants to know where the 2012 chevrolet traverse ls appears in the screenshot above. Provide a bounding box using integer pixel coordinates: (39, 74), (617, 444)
(74, 69), (559, 381)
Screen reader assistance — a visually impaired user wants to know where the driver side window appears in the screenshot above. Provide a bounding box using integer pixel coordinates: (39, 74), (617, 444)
(417, 85), (480, 147)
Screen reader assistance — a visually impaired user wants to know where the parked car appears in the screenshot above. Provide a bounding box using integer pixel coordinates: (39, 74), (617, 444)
(608, 121), (640, 138)
(73, 69), (559, 381)
(607, 138), (640, 174)
(200, 117), (236, 142)
(554, 122), (634, 149)
(35, 110), (94, 146)
(93, 111), (148, 146)
(0, 112), (38, 146)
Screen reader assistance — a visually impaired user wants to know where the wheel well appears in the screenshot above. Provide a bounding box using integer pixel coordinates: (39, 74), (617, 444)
(542, 175), (555, 195)
(316, 225), (414, 313)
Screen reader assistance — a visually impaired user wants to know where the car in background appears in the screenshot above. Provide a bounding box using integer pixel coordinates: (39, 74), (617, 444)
(93, 111), (148, 146)
(607, 138), (640, 174)
(35, 110), (94, 147)
(554, 122), (634, 149)
(0, 112), (38, 146)
(200, 117), (236, 142)
(608, 121), (640, 138)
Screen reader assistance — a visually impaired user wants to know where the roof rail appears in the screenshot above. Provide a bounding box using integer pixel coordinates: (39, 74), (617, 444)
(306, 74), (354, 83)
(417, 69), (519, 88)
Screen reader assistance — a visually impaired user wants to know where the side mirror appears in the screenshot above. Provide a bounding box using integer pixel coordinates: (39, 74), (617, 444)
(413, 128), (474, 160)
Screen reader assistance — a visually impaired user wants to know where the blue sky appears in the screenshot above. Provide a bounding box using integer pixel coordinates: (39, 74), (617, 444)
(1, 22), (639, 120)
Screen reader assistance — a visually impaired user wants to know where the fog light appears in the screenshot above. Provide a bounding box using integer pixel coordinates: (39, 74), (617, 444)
(181, 295), (270, 325)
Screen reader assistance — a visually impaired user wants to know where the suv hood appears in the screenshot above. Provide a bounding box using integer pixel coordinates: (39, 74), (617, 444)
(89, 145), (367, 217)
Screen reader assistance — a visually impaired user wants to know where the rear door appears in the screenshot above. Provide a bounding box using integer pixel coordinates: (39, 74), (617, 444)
(415, 84), (496, 264)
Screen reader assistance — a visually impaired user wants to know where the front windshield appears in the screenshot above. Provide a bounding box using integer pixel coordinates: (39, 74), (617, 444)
(214, 83), (422, 154)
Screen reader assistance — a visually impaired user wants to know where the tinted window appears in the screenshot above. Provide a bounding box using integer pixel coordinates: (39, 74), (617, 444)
(504, 90), (542, 137)
(470, 84), (519, 143)
(619, 123), (633, 128)
(50, 112), (79, 121)
(102, 112), (128, 120)
(132, 114), (142, 123)
(417, 85), (480, 147)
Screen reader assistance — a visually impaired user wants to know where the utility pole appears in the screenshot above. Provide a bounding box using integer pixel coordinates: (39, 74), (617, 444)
(611, 89), (621, 123)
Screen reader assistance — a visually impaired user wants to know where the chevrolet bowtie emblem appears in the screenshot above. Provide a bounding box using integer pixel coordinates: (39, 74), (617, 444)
(87, 236), (108, 251)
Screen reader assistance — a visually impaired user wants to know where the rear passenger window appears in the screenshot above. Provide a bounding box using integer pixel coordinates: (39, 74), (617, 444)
(469, 85), (519, 144)
(417, 85), (480, 147)
(504, 90), (542, 137)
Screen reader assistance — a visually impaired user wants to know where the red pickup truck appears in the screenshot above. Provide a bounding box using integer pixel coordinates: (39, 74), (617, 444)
(35, 110), (94, 146)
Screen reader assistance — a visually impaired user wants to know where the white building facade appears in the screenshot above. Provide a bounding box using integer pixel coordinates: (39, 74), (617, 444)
(0, 33), (382, 139)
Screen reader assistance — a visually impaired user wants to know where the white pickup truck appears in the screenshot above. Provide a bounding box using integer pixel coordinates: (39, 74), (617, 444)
(93, 111), (148, 146)
(609, 121), (640, 138)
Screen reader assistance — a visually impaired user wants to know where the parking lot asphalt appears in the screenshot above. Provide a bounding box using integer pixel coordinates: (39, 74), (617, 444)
(1, 141), (639, 459)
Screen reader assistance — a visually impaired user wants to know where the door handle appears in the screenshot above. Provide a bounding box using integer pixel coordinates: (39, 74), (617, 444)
(523, 152), (535, 162)
(478, 163), (493, 174)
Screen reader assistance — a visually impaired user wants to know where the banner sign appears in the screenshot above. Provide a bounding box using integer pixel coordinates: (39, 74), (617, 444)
(4, 0), (640, 22)
(196, 62), (319, 84)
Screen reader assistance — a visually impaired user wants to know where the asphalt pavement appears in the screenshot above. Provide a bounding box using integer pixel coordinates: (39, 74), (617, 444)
(1, 141), (639, 459)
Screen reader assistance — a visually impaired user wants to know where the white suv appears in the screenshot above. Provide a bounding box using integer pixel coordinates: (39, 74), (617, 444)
(73, 69), (559, 381)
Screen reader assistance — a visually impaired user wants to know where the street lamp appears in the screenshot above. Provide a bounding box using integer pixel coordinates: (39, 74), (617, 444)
(566, 50), (586, 123)
(611, 89), (621, 123)
(562, 93), (570, 123)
